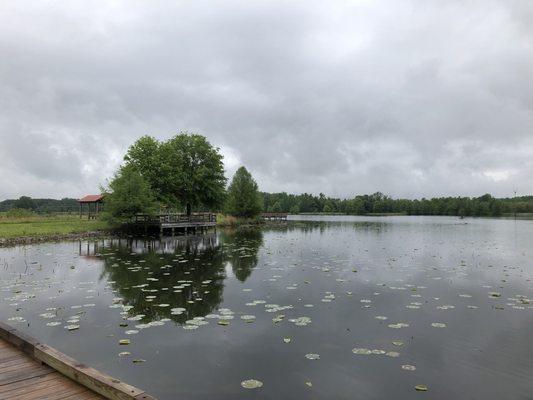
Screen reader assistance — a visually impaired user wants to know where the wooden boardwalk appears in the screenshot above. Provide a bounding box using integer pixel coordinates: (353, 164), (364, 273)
(261, 212), (288, 221)
(0, 338), (105, 400)
(0, 322), (155, 400)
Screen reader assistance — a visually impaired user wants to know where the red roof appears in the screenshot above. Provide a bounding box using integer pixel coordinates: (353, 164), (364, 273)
(79, 194), (104, 203)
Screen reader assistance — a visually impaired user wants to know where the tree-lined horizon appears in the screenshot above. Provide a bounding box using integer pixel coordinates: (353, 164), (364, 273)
(2, 131), (532, 219)
(3, 192), (533, 218)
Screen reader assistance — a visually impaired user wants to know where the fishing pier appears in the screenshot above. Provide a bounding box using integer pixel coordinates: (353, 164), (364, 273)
(133, 212), (217, 235)
(261, 212), (288, 221)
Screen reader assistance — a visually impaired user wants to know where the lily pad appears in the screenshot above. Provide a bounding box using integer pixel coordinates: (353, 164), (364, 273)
(241, 379), (263, 389)
(414, 384), (428, 391)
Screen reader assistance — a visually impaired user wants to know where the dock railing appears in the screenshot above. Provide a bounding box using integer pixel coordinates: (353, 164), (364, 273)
(133, 212), (217, 225)
(261, 212), (288, 220)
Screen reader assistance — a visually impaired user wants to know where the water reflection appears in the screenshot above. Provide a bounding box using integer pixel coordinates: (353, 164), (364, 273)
(220, 228), (263, 282)
(2, 217), (532, 400)
(81, 229), (263, 324)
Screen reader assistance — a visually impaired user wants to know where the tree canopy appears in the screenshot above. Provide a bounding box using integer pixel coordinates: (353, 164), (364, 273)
(261, 192), (533, 217)
(102, 164), (158, 223)
(13, 196), (36, 210)
(225, 166), (263, 218)
(124, 133), (226, 214)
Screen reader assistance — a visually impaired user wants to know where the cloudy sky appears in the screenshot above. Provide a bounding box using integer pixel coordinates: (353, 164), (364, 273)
(0, 0), (532, 200)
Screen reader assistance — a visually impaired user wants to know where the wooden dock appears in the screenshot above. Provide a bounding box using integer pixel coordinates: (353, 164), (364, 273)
(261, 212), (288, 221)
(133, 212), (216, 235)
(0, 322), (155, 400)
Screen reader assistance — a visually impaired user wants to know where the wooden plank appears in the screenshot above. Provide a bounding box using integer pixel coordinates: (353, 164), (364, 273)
(0, 375), (79, 399)
(0, 324), (156, 400)
(34, 344), (145, 400)
(12, 383), (88, 400)
(0, 365), (52, 386)
(0, 359), (37, 373)
(0, 323), (40, 356)
(0, 372), (60, 393)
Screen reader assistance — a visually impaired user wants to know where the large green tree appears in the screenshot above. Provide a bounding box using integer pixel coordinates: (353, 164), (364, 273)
(103, 164), (158, 223)
(225, 166), (263, 218)
(125, 133), (226, 215)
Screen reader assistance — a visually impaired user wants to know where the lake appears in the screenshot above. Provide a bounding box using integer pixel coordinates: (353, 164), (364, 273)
(1, 215), (532, 399)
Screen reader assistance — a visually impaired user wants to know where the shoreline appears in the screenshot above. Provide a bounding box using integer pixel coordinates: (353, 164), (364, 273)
(0, 220), (291, 248)
(0, 230), (112, 248)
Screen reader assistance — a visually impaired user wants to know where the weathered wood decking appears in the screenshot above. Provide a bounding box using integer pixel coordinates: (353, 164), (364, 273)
(0, 323), (155, 400)
(0, 338), (105, 399)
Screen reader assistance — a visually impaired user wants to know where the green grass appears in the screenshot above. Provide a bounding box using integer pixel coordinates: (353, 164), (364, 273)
(0, 214), (109, 238)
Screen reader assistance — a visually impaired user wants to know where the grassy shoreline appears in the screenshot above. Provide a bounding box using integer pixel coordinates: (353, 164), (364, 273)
(0, 214), (109, 239)
(0, 213), (271, 246)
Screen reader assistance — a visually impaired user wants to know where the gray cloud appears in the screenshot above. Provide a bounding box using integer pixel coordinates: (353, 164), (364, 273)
(0, 0), (532, 200)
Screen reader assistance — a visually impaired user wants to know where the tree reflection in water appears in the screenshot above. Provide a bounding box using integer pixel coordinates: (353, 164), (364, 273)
(219, 228), (263, 282)
(83, 229), (263, 325)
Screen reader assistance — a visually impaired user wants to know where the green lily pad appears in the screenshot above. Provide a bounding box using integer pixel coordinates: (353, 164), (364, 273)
(241, 379), (263, 389)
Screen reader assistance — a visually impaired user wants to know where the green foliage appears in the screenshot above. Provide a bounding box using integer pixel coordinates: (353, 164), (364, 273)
(0, 197), (79, 213)
(13, 196), (36, 210)
(103, 164), (158, 223)
(261, 192), (533, 217)
(5, 208), (35, 218)
(125, 133), (227, 214)
(225, 166), (263, 218)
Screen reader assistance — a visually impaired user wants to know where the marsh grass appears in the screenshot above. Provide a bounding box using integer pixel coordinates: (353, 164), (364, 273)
(216, 214), (262, 227)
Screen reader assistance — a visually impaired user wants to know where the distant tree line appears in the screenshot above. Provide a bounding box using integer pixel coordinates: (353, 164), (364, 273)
(262, 192), (533, 217)
(4, 191), (532, 219)
(0, 196), (79, 213)
(2, 132), (532, 220)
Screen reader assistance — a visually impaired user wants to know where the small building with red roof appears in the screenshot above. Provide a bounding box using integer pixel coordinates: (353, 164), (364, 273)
(78, 194), (105, 219)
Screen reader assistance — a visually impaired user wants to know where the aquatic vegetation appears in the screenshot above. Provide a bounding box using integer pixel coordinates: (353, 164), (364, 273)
(388, 322), (410, 329)
(241, 379), (263, 389)
(1, 217), (531, 399)
(288, 316), (311, 326)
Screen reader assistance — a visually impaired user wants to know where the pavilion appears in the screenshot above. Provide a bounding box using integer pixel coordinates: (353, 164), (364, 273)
(78, 194), (104, 219)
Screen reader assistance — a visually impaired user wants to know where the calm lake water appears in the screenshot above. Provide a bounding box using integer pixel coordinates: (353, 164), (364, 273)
(1, 216), (532, 399)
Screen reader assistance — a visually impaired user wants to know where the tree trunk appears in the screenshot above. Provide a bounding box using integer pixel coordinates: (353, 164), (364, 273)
(186, 202), (191, 216)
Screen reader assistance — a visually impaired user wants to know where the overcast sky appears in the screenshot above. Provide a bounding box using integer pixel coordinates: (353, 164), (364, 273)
(0, 0), (532, 200)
